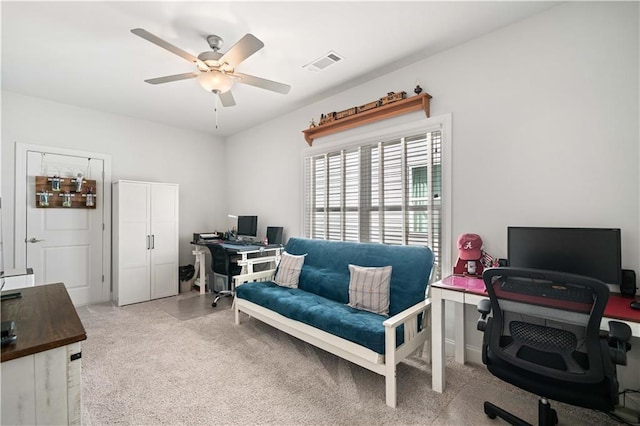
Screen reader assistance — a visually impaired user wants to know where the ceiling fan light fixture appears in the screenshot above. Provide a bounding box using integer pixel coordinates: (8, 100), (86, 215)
(197, 72), (234, 93)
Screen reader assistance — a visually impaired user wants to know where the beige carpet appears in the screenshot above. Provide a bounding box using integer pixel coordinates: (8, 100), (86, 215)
(76, 293), (624, 425)
(155, 291), (232, 321)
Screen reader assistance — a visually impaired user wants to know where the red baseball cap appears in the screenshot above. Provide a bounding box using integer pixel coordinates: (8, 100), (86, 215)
(457, 233), (483, 260)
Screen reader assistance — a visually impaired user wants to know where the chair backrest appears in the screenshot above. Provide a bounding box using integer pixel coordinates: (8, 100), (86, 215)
(205, 243), (237, 285)
(482, 267), (609, 384)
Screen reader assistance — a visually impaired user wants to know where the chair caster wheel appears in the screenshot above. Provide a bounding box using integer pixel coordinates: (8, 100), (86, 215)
(484, 402), (497, 419)
(211, 302), (217, 307)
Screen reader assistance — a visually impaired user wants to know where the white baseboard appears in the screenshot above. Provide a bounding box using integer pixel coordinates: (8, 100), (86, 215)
(444, 338), (483, 365)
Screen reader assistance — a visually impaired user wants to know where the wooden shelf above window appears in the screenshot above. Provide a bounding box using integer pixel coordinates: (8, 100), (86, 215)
(302, 93), (432, 146)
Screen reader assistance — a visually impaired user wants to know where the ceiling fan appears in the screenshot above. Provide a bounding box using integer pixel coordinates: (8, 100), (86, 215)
(131, 28), (291, 107)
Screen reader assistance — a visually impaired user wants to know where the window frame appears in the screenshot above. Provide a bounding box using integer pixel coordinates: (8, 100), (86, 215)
(301, 113), (452, 279)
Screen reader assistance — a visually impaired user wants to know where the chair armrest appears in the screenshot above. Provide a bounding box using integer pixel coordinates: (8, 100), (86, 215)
(477, 298), (491, 332)
(608, 320), (632, 366)
(477, 298), (491, 315)
(609, 320), (632, 342)
(233, 269), (276, 286)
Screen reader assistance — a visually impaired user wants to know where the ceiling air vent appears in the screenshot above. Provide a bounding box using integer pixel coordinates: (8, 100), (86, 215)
(303, 51), (344, 72)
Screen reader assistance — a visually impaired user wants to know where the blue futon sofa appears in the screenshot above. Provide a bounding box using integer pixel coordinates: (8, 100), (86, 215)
(234, 237), (435, 407)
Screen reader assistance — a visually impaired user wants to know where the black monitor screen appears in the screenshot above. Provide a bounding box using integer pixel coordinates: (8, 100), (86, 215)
(266, 226), (283, 245)
(507, 227), (622, 285)
(237, 216), (258, 237)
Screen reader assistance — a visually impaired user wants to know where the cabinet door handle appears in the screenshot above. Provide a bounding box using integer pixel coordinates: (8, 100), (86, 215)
(151, 235), (155, 249)
(146, 235), (150, 250)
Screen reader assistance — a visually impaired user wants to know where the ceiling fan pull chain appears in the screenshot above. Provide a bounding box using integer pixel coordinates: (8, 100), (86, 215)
(214, 93), (219, 129)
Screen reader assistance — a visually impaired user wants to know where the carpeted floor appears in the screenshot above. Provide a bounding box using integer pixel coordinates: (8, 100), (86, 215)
(155, 291), (232, 321)
(76, 292), (627, 425)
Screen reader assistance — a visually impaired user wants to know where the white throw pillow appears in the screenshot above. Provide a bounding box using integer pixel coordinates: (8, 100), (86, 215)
(347, 264), (392, 316)
(274, 252), (306, 288)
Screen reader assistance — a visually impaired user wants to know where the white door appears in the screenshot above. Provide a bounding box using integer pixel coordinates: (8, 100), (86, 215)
(25, 151), (104, 306)
(115, 181), (151, 305)
(150, 184), (179, 299)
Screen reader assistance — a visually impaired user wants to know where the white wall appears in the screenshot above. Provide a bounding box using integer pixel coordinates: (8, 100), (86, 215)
(1, 91), (228, 268)
(228, 1), (638, 270)
(226, 2), (640, 386)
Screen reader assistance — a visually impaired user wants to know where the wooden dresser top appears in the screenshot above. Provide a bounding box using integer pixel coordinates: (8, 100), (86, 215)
(1, 283), (86, 362)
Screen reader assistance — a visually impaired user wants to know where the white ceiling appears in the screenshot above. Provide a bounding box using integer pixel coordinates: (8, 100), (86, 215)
(2, 1), (560, 137)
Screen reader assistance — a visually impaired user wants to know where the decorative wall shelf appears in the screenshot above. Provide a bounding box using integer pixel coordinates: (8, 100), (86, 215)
(302, 93), (432, 146)
(35, 175), (97, 209)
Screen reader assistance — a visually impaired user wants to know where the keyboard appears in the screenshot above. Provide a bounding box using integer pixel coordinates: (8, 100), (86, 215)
(500, 279), (594, 304)
(224, 240), (265, 247)
(224, 240), (251, 246)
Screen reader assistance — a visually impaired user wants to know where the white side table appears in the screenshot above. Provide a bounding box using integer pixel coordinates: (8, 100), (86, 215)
(1, 268), (35, 291)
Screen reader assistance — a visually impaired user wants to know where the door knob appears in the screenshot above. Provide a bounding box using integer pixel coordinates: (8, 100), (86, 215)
(26, 237), (44, 243)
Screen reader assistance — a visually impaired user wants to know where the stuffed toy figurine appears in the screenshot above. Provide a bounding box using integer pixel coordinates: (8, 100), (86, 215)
(453, 233), (484, 277)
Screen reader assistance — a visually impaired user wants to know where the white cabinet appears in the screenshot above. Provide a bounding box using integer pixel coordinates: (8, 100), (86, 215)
(113, 180), (179, 306)
(1, 343), (82, 425)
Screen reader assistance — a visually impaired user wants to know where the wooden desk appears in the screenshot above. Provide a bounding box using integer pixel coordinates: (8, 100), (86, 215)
(1, 283), (86, 425)
(191, 241), (283, 294)
(430, 275), (640, 393)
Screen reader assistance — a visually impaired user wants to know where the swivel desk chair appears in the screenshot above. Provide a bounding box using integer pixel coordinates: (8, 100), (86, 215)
(477, 267), (632, 426)
(206, 243), (242, 307)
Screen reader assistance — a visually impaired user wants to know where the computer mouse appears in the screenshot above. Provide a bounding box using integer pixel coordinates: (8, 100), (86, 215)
(630, 300), (640, 310)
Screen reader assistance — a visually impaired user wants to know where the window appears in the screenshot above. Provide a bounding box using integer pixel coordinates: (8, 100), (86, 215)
(303, 118), (448, 281)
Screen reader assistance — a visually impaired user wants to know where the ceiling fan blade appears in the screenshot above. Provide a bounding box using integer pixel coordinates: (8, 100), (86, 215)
(131, 28), (207, 69)
(218, 90), (236, 107)
(219, 34), (264, 68)
(144, 72), (199, 85)
(232, 72), (291, 94)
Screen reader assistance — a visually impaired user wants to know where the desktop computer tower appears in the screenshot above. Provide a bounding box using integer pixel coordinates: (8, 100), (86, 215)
(266, 226), (284, 245)
(211, 273), (229, 293)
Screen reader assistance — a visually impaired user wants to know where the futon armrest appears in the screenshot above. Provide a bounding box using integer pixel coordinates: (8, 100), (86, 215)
(383, 299), (431, 329)
(233, 269), (276, 286)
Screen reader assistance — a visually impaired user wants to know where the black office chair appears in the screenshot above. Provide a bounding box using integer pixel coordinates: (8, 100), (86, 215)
(206, 243), (242, 307)
(477, 267), (632, 426)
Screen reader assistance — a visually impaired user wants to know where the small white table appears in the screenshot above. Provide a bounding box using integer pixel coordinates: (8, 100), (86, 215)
(1, 268), (35, 291)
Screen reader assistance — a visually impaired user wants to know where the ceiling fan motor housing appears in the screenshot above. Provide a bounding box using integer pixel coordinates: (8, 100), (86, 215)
(198, 51), (224, 68)
(206, 35), (223, 51)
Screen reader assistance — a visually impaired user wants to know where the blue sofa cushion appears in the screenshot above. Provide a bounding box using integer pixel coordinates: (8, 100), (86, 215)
(284, 238), (434, 316)
(235, 281), (404, 354)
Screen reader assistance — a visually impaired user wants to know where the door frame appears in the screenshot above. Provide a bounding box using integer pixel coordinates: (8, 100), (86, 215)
(14, 143), (112, 303)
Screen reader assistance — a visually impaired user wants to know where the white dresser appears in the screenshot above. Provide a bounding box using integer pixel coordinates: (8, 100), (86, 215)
(1, 283), (86, 425)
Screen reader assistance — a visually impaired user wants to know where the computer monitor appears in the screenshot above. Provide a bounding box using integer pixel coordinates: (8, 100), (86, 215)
(237, 216), (258, 238)
(507, 227), (622, 285)
(266, 226), (284, 245)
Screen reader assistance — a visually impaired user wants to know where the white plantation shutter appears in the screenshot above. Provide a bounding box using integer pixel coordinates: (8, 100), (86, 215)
(304, 127), (444, 280)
